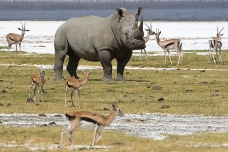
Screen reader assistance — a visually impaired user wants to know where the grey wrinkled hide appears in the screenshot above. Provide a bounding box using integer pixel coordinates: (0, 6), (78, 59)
(54, 7), (145, 81)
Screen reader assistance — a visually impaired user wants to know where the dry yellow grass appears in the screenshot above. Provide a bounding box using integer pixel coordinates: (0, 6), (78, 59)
(0, 50), (228, 151)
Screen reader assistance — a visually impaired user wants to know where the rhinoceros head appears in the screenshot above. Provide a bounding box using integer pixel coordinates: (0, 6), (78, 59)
(111, 7), (146, 50)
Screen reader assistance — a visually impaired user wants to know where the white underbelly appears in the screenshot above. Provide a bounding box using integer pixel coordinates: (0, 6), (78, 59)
(77, 121), (105, 131)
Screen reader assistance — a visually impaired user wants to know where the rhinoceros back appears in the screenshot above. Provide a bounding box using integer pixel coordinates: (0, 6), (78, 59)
(55, 15), (113, 61)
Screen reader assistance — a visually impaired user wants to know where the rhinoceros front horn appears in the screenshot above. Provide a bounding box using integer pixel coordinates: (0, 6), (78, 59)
(134, 17), (144, 38)
(139, 17), (143, 33)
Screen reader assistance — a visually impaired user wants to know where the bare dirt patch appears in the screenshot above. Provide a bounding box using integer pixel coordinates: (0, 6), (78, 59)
(1, 113), (228, 141)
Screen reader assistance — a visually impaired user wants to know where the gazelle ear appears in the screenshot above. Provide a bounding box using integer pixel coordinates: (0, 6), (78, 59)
(159, 31), (161, 35)
(18, 28), (22, 31)
(26, 30), (30, 31)
(112, 103), (117, 110)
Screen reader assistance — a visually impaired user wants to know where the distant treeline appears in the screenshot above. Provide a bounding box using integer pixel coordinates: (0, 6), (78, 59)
(1, 0), (226, 2)
(0, 0), (227, 11)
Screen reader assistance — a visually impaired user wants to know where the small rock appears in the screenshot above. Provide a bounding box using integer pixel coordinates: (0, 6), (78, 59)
(186, 89), (193, 92)
(35, 103), (39, 106)
(38, 114), (46, 117)
(54, 114), (62, 117)
(210, 94), (218, 97)
(27, 98), (34, 102)
(1, 90), (7, 93)
(158, 98), (164, 102)
(106, 89), (116, 92)
(161, 105), (170, 109)
(7, 103), (12, 107)
(49, 122), (56, 126)
(153, 86), (163, 90)
(103, 108), (109, 111)
(200, 81), (208, 84)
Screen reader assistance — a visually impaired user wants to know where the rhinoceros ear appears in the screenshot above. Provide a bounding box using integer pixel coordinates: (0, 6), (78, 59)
(116, 8), (123, 22)
(135, 7), (143, 18)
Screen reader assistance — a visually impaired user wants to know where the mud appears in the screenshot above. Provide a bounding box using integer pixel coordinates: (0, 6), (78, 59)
(1, 113), (228, 140)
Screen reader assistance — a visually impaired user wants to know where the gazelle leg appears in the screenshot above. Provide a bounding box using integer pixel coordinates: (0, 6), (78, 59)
(19, 43), (22, 58)
(95, 129), (102, 144)
(15, 43), (18, 58)
(70, 91), (75, 107)
(143, 48), (148, 61)
(29, 83), (33, 99)
(68, 130), (77, 150)
(90, 124), (99, 148)
(140, 49), (142, 61)
(163, 49), (167, 65)
(40, 88), (43, 102)
(219, 48), (223, 64)
(208, 48), (212, 63)
(211, 49), (217, 64)
(167, 49), (172, 66)
(76, 90), (80, 108)
(58, 128), (68, 148)
(8, 42), (12, 58)
(33, 86), (37, 102)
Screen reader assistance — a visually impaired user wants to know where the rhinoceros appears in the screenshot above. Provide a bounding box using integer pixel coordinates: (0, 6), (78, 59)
(54, 7), (145, 81)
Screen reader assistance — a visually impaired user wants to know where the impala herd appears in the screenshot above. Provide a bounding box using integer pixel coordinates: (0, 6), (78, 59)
(4, 21), (225, 150)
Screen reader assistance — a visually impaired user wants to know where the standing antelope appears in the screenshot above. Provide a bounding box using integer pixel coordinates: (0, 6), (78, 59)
(65, 70), (90, 108)
(58, 103), (124, 150)
(29, 67), (45, 102)
(208, 26), (225, 64)
(6, 21), (30, 58)
(140, 23), (155, 61)
(154, 29), (182, 66)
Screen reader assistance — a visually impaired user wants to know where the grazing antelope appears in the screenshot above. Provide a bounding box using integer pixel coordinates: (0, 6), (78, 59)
(154, 29), (182, 66)
(6, 21), (30, 58)
(140, 23), (155, 61)
(65, 70), (90, 108)
(29, 67), (45, 102)
(58, 103), (124, 150)
(208, 26), (225, 64)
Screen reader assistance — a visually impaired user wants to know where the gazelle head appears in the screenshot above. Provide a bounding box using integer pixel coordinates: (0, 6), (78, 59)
(39, 67), (45, 77)
(216, 26), (225, 42)
(145, 23), (155, 36)
(154, 29), (161, 40)
(18, 21), (30, 34)
(111, 103), (124, 117)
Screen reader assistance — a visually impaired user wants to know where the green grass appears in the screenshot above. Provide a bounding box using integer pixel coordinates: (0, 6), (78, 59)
(0, 49), (228, 151)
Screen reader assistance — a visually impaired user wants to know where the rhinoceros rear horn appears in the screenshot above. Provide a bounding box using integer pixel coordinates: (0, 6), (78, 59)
(135, 7), (143, 18)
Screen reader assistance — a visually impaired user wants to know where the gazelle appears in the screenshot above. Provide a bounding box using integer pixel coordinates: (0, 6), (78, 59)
(208, 26), (225, 64)
(140, 23), (155, 61)
(65, 70), (90, 108)
(58, 103), (124, 150)
(29, 67), (45, 102)
(6, 21), (30, 58)
(154, 29), (182, 66)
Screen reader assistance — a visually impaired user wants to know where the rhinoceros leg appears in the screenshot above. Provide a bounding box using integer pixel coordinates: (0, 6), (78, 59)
(116, 50), (133, 81)
(98, 50), (113, 81)
(66, 50), (80, 79)
(54, 47), (67, 81)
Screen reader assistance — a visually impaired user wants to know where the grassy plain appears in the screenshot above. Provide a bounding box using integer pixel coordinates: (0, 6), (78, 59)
(0, 49), (228, 152)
